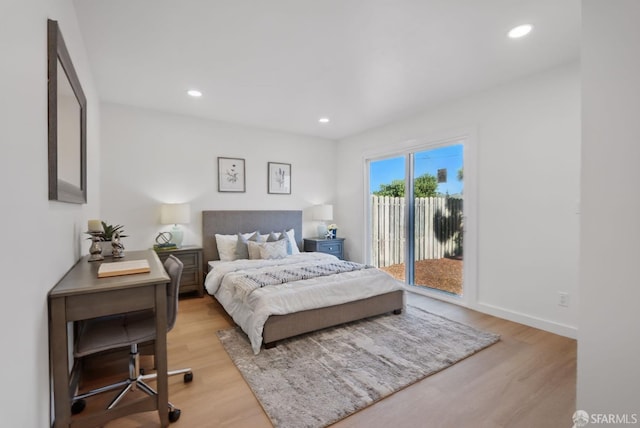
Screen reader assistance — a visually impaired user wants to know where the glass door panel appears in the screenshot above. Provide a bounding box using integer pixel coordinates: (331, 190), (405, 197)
(412, 144), (464, 295)
(369, 156), (406, 281)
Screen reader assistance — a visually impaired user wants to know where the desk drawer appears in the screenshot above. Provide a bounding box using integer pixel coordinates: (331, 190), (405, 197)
(65, 287), (156, 321)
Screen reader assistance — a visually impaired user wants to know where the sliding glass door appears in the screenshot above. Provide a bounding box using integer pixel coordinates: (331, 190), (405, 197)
(368, 142), (465, 296)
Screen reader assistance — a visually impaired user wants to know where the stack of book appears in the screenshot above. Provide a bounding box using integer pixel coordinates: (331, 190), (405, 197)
(153, 243), (177, 251)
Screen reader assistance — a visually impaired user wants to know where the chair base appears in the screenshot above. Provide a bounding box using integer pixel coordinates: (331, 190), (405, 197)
(72, 344), (193, 423)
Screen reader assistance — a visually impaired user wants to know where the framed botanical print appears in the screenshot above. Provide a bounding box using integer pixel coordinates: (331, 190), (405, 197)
(268, 162), (291, 194)
(218, 157), (245, 192)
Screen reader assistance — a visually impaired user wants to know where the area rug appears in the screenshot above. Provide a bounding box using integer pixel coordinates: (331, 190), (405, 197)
(216, 305), (499, 428)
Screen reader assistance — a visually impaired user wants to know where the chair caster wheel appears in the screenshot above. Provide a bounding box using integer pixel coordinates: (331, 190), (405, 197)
(184, 372), (193, 383)
(140, 368), (145, 375)
(71, 399), (86, 415)
(169, 408), (181, 423)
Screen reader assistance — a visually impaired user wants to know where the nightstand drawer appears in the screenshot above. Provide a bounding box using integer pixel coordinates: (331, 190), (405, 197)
(157, 250), (198, 268)
(180, 268), (199, 286)
(303, 238), (345, 260)
(316, 241), (343, 255)
(171, 251), (198, 269)
(154, 246), (204, 297)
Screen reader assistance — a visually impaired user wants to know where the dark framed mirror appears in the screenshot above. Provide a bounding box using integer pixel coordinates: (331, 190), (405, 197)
(48, 19), (87, 204)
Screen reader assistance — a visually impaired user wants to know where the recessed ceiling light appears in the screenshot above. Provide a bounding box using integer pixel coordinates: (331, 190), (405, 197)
(318, 117), (330, 124)
(508, 24), (533, 39)
(187, 89), (202, 97)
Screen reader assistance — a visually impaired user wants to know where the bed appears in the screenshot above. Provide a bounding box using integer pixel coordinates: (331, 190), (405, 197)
(202, 210), (405, 353)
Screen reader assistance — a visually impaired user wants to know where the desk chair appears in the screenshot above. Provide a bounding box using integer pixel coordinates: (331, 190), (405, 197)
(72, 255), (193, 423)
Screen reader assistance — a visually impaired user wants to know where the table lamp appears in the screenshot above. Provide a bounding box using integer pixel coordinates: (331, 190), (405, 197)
(313, 204), (333, 238)
(160, 203), (191, 248)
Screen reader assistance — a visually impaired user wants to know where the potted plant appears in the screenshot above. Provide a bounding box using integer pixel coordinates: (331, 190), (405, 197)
(100, 222), (127, 254)
(100, 222), (127, 241)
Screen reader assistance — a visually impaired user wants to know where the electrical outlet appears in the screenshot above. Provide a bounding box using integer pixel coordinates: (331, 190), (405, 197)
(558, 292), (570, 307)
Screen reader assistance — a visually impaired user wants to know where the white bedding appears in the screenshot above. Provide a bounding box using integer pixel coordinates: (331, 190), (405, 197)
(205, 252), (405, 354)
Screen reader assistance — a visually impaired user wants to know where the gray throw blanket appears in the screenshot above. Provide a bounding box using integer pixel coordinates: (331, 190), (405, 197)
(240, 260), (371, 289)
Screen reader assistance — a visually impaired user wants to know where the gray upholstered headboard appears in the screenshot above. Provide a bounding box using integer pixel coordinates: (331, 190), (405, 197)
(202, 210), (303, 265)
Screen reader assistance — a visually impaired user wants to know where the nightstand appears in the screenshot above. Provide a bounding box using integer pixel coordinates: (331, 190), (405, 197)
(154, 246), (204, 297)
(303, 238), (345, 260)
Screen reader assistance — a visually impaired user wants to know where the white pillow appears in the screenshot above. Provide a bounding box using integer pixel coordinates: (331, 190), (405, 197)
(215, 232), (256, 261)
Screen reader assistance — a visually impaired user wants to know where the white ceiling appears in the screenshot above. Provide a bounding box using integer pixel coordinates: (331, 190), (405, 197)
(73, 0), (580, 140)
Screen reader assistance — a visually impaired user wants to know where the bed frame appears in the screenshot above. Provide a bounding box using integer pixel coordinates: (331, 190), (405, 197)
(202, 210), (404, 348)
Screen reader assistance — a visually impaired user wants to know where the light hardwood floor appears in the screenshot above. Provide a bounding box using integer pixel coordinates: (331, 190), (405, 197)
(79, 291), (576, 428)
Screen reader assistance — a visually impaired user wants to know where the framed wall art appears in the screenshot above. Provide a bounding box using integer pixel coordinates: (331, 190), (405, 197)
(218, 157), (245, 192)
(268, 162), (291, 194)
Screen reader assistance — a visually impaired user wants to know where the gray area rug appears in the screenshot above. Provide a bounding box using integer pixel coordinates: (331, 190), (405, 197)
(217, 305), (500, 428)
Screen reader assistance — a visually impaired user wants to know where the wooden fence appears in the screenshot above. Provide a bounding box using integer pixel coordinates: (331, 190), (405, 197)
(371, 195), (463, 267)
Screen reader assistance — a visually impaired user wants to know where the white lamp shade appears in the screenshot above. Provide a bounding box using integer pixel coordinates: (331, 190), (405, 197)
(313, 204), (333, 221)
(160, 203), (191, 225)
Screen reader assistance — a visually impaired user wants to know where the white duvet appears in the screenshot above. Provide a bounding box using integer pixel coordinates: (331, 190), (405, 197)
(204, 252), (405, 354)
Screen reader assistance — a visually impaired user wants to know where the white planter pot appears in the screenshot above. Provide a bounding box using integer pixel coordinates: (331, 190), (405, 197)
(100, 241), (112, 255)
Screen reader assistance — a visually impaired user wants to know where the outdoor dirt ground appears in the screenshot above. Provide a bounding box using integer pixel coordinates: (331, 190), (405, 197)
(379, 257), (463, 295)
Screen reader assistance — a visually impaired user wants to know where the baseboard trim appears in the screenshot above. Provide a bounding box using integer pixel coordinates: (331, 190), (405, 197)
(405, 287), (578, 339)
(472, 301), (578, 339)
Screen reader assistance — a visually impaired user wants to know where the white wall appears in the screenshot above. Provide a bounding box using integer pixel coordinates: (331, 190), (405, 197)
(578, 0), (640, 416)
(0, 0), (100, 426)
(100, 103), (336, 251)
(335, 63), (581, 337)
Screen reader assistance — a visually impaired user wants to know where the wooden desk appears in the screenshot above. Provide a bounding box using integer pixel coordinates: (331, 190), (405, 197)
(48, 250), (171, 427)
